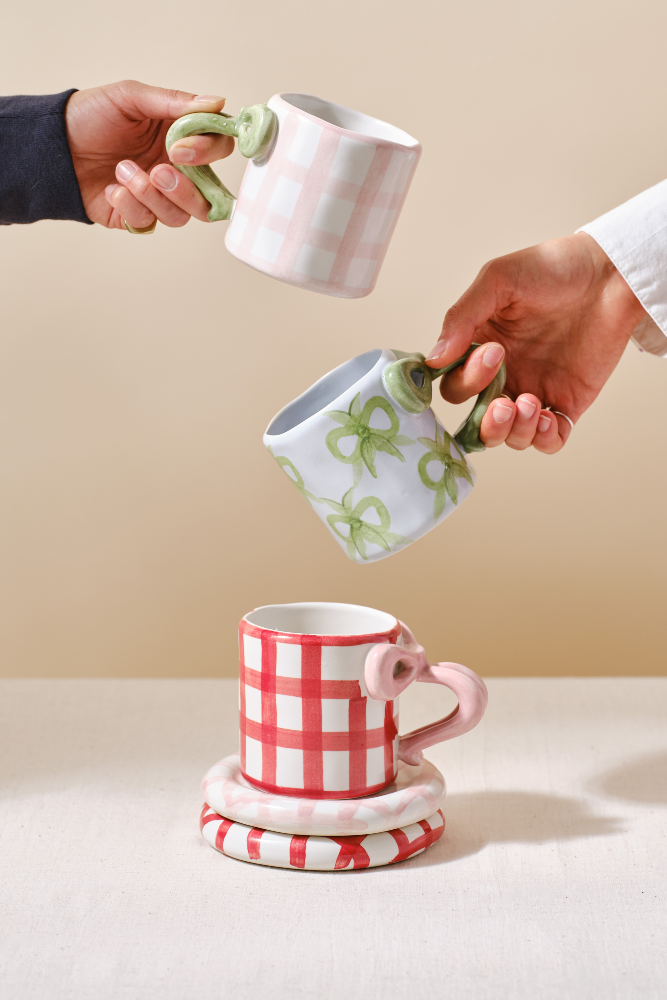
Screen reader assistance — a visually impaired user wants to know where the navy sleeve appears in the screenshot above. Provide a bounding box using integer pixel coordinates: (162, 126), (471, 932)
(0, 89), (92, 225)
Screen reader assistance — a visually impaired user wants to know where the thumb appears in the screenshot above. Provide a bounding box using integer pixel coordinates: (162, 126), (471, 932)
(109, 80), (226, 122)
(426, 261), (501, 369)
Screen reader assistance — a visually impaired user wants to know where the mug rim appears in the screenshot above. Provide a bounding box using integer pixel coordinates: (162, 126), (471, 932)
(264, 348), (394, 439)
(274, 93), (421, 152)
(242, 601), (399, 642)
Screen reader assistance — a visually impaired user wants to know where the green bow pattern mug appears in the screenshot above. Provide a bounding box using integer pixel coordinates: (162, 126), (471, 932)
(264, 347), (506, 562)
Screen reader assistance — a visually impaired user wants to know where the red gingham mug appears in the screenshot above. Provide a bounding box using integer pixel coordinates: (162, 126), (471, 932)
(239, 602), (488, 799)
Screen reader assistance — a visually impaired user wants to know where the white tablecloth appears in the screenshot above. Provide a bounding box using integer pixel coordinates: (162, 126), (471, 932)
(1, 678), (665, 999)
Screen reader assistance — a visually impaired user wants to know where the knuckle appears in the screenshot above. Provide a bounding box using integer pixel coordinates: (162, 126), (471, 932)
(482, 257), (502, 277)
(443, 302), (462, 326)
(164, 88), (186, 105)
(160, 201), (191, 227)
(172, 179), (200, 214)
(439, 382), (467, 405)
(130, 173), (151, 197)
(160, 216), (183, 229)
(537, 441), (562, 455)
(113, 80), (140, 103)
(506, 438), (531, 452)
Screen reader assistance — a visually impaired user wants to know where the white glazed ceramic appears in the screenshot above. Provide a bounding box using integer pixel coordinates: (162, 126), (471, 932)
(202, 754), (445, 836)
(237, 602), (487, 798)
(225, 94), (421, 297)
(265, 349), (480, 562)
(200, 802), (445, 870)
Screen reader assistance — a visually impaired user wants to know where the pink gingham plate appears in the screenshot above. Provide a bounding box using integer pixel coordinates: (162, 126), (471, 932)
(200, 803), (444, 870)
(201, 753), (445, 837)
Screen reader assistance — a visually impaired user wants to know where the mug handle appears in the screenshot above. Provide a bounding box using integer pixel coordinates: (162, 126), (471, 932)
(364, 621), (488, 766)
(383, 344), (506, 454)
(164, 105), (278, 222)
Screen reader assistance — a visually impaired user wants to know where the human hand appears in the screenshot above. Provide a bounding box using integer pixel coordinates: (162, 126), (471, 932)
(66, 81), (234, 230)
(426, 233), (646, 453)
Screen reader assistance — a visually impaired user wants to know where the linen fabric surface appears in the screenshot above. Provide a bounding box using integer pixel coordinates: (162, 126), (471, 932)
(579, 179), (667, 358)
(1, 678), (665, 999)
(0, 90), (90, 226)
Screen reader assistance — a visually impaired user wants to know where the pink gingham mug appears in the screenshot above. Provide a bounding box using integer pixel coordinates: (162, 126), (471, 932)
(166, 93), (421, 298)
(239, 602), (487, 799)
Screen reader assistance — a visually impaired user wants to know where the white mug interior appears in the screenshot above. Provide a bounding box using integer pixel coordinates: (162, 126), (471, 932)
(245, 601), (397, 637)
(265, 349), (383, 436)
(279, 94), (420, 148)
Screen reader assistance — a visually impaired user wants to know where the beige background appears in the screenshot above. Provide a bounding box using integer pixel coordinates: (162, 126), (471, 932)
(1, 0), (666, 678)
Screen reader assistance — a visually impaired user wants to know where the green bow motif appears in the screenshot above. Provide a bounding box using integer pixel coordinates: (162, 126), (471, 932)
(321, 487), (413, 562)
(325, 393), (414, 484)
(417, 426), (474, 520)
(267, 447), (322, 506)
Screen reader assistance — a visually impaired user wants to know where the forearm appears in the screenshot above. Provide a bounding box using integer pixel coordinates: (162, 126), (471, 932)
(0, 90), (91, 225)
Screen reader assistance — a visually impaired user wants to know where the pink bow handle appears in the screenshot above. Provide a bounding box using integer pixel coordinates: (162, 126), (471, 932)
(364, 622), (488, 767)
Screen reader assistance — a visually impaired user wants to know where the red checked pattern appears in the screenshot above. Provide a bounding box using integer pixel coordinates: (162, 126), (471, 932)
(200, 804), (445, 870)
(239, 618), (401, 798)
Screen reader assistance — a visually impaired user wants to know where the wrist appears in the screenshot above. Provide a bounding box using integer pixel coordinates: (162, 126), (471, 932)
(573, 230), (644, 320)
(572, 230), (616, 277)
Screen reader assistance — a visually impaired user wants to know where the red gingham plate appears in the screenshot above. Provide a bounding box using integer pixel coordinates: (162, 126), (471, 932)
(200, 803), (445, 870)
(202, 754), (445, 836)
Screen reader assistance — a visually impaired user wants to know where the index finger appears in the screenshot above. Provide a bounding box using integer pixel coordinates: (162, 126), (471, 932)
(426, 260), (503, 369)
(169, 133), (235, 166)
(106, 81), (226, 122)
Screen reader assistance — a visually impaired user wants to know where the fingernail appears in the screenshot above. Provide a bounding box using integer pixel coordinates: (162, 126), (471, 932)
(493, 402), (514, 424)
(193, 94), (225, 103)
(482, 344), (504, 369)
(516, 398), (537, 420)
(152, 164), (178, 191)
(170, 145), (196, 164)
(538, 414), (552, 433)
(426, 341), (446, 361)
(116, 160), (138, 182)
(105, 183), (119, 198)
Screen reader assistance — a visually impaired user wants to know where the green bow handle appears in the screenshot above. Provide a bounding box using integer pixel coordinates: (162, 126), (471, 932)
(383, 346), (506, 454)
(165, 104), (278, 222)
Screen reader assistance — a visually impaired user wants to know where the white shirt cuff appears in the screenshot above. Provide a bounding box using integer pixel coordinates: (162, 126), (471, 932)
(578, 179), (667, 358)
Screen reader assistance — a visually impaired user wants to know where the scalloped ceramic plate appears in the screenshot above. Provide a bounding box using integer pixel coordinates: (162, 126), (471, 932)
(201, 754), (445, 837)
(200, 803), (445, 870)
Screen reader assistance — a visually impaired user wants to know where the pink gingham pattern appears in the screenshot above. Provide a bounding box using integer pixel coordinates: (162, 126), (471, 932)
(225, 94), (420, 298)
(200, 803), (445, 870)
(201, 754), (446, 836)
(239, 616), (402, 798)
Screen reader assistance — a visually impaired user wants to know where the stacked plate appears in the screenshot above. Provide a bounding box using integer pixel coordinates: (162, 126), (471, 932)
(199, 753), (446, 871)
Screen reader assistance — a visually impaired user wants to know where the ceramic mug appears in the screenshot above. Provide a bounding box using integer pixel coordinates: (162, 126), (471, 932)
(166, 93), (421, 298)
(264, 347), (506, 562)
(239, 602), (487, 798)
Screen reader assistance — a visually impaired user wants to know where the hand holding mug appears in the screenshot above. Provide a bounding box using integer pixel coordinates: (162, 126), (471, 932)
(265, 346), (506, 562)
(65, 81), (234, 230)
(424, 234), (647, 453)
(162, 92), (421, 297)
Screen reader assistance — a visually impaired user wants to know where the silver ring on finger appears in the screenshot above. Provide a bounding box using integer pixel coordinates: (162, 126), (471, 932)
(546, 406), (574, 431)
